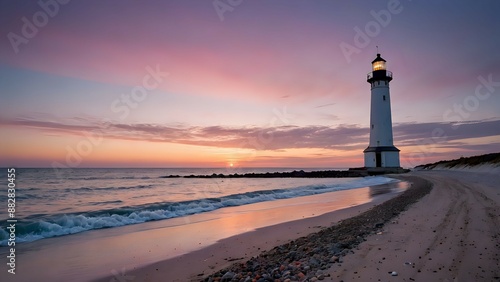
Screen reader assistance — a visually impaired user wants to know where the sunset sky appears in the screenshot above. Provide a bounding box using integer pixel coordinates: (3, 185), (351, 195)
(1, 0), (499, 168)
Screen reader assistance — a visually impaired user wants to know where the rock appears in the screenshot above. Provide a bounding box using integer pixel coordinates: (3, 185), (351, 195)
(251, 262), (260, 271)
(375, 222), (384, 228)
(309, 257), (321, 267)
(287, 251), (298, 261)
(329, 255), (338, 263)
(391, 271), (398, 276)
(221, 271), (235, 282)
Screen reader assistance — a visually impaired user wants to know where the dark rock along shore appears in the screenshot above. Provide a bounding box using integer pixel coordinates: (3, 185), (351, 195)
(161, 169), (410, 179)
(202, 176), (432, 282)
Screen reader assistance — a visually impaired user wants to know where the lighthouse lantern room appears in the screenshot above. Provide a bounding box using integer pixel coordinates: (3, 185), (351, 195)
(363, 53), (400, 168)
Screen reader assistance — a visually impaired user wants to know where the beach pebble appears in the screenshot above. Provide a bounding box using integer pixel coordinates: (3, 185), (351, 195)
(391, 271), (398, 276)
(298, 272), (306, 279)
(221, 271), (235, 281)
(309, 257), (321, 267)
(330, 255), (339, 263)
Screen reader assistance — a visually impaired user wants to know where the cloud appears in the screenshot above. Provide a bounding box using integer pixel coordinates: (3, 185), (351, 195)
(314, 103), (336, 108)
(394, 119), (500, 146)
(1, 116), (499, 152)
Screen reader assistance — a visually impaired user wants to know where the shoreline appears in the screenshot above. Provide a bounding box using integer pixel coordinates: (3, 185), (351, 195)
(94, 179), (412, 282)
(201, 175), (432, 281)
(0, 178), (406, 282)
(111, 170), (500, 282)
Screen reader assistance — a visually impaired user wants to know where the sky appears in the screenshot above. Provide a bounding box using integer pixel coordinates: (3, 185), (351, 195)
(1, 0), (499, 168)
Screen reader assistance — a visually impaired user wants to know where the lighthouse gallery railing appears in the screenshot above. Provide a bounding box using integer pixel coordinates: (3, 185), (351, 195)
(367, 70), (393, 80)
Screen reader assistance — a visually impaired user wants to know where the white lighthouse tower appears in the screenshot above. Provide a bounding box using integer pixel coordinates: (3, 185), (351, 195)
(363, 53), (400, 168)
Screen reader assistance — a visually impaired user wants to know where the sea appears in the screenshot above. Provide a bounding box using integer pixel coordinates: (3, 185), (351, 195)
(0, 168), (399, 246)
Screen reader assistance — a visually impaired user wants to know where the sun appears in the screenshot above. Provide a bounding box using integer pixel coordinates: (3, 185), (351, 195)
(229, 163), (234, 167)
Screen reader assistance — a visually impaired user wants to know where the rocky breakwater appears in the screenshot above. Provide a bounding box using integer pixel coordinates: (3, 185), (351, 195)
(161, 169), (408, 179)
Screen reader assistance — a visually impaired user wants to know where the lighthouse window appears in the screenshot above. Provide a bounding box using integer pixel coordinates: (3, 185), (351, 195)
(373, 61), (386, 71)
(383, 95), (386, 101)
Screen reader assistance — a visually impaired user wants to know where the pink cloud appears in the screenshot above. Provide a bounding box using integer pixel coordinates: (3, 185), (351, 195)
(2, 116), (499, 154)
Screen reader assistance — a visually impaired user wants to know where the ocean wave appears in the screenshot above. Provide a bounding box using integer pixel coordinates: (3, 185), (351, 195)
(66, 176), (154, 181)
(63, 184), (154, 193)
(88, 200), (124, 206)
(0, 176), (397, 246)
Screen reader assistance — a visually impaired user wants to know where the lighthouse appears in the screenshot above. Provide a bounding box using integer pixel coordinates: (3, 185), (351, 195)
(363, 53), (400, 168)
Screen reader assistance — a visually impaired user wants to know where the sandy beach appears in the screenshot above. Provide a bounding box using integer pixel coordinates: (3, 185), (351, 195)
(328, 170), (500, 282)
(110, 170), (499, 282)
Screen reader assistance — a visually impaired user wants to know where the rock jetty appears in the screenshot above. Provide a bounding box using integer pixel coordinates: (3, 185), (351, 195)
(161, 168), (409, 179)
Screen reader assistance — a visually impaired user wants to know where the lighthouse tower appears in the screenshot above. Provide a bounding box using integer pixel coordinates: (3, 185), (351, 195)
(363, 53), (400, 168)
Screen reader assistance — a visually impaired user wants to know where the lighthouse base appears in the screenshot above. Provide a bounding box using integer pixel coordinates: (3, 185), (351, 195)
(363, 146), (400, 168)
